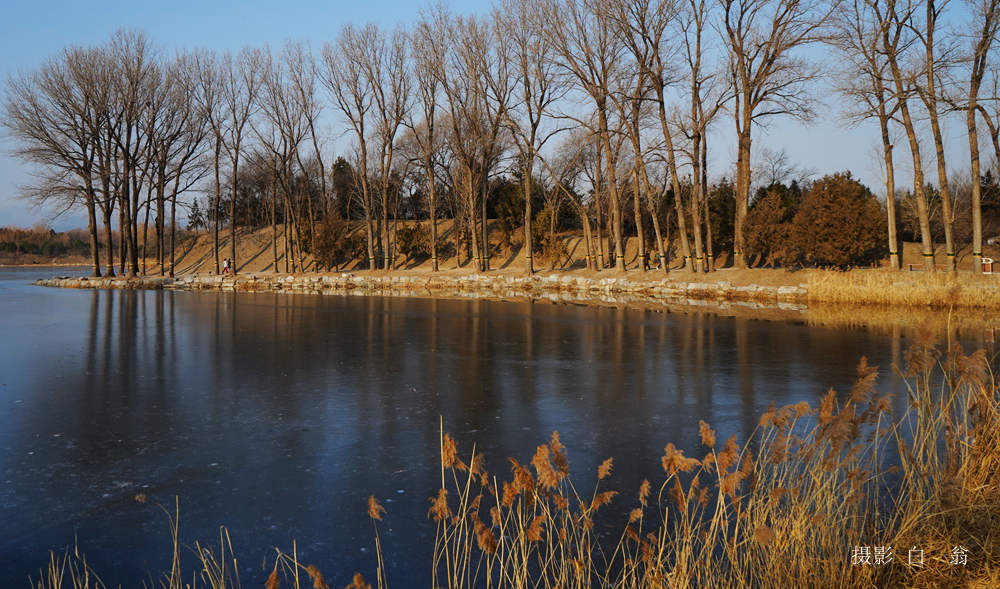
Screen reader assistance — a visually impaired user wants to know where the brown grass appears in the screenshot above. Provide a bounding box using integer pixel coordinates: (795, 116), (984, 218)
(32, 342), (1000, 588)
(807, 268), (1000, 309)
(416, 341), (1000, 588)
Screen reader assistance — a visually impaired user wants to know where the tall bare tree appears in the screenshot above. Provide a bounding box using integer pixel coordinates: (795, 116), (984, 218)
(877, 0), (937, 270)
(108, 30), (160, 276)
(544, 0), (629, 271)
(496, 0), (568, 274)
(410, 14), (446, 271)
(677, 0), (730, 272)
(323, 25), (377, 269)
(256, 49), (310, 272)
(285, 41), (326, 247)
(833, 0), (903, 269)
(721, 0), (829, 268)
(431, 6), (511, 271)
(964, 0), (1000, 271)
(220, 48), (263, 275)
(912, 0), (959, 270)
(360, 26), (411, 270)
(3, 47), (105, 276)
(611, 0), (693, 273)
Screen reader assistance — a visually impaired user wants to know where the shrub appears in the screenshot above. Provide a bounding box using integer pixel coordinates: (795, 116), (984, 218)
(313, 216), (360, 270)
(395, 223), (431, 262)
(745, 189), (793, 267)
(531, 205), (569, 268)
(789, 172), (887, 268)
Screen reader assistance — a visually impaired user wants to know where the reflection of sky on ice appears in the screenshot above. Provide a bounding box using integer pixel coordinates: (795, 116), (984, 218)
(1, 267), (983, 586)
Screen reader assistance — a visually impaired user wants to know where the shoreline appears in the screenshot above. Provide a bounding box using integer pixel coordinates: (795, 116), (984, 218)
(34, 271), (810, 309)
(32, 270), (1000, 339)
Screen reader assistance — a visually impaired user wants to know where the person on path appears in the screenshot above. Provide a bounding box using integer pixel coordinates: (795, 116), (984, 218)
(222, 258), (230, 274)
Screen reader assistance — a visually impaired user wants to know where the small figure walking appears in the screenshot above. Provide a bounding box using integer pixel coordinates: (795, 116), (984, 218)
(222, 258), (230, 274)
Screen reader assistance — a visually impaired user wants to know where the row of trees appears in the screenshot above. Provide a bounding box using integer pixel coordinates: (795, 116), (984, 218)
(4, 0), (1000, 278)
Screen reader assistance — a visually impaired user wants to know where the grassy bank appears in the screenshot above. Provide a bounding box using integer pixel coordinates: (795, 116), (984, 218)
(33, 341), (1000, 588)
(807, 268), (1000, 309)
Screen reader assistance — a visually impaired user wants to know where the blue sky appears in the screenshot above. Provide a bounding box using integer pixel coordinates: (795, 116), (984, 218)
(0, 0), (975, 230)
(0, 0), (486, 229)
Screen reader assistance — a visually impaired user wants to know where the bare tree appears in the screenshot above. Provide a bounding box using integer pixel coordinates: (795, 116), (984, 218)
(285, 41), (326, 248)
(431, 6), (512, 271)
(360, 26), (411, 270)
(496, 0), (568, 274)
(832, 0), (902, 269)
(219, 48), (262, 275)
(677, 0), (730, 271)
(410, 13), (446, 271)
(721, 0), (829, 268)
(611, 0), (691, 273)
(3, 47), (104, 276)
(107, 30), (160, 276)
(912, 0), (960, 270)
(964, 0), (1000, 271)
(544, 0), (629, 271)
(145, 57), (205, 276)
(876, 0), (937, 270)
(323, 25), (377, 269)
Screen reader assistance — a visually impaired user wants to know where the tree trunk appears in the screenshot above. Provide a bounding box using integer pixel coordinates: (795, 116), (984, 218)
(594, 135), (606, 270)
(103, 208), (115, 277)
(701, 135), (714, 272)
(142, 189), (151, 275)
(480, 179), (490, 271)
(598, 107), (625, 272)
(129, 172), (140, 277)
(213, 138), (221, 274)
(169, 174), (179, 278)
(631, 166), (646, 271)
(655, 86), (692, 269)
(118, 197), (128, 275)
(86, 191), (101, 277)
(467, 170), (481, 271)
(733, 124), (751, 269)
(897, 101), (935, 270)
(878, 111), (900, 270)
(580, 205), (595, 270)
(382, 183), (391, 271)
(428, 160), (439, 272)
(922, 4), (955, 271)
(703, 190), (714, 272)
(230, 157), (238, 276)
(970, 103), (984, 273)
(271, 184), (279, 272)
(523, 165), (534, 275)
(887, 39), (935, 270)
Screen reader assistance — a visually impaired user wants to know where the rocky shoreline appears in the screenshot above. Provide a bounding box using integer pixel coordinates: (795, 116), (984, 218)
(34, 272), (809, 311)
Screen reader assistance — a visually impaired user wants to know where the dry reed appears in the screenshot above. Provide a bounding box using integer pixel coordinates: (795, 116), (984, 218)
(806, 268), (1000, 308)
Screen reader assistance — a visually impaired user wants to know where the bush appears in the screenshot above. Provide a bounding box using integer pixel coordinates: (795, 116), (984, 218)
(313, 216), (361, 270)
(744, 183), (802, 267)
(789, 172), (887, 268)
(396, 223), (431, 262)
(531, 205), (569, 268)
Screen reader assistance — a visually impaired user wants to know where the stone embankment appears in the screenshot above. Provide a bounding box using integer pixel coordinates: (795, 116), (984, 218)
(34, 272), (808, 311)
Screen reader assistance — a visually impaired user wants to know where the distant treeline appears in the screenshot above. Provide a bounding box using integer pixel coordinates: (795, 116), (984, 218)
(0, 226), (92, 259)
(0, 225), (202, 268)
